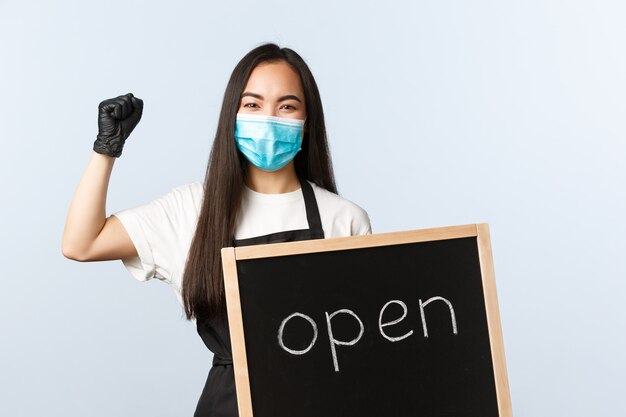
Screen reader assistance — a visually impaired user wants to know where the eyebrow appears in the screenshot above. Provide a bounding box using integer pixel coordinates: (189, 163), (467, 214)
(241, 92), (302, 103)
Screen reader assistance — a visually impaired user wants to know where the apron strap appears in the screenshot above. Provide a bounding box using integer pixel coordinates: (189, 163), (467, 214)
(212, 355), (233, 366)
(300, 178), (323, 232)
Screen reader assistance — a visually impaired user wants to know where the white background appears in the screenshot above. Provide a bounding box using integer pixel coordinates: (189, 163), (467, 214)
(1, 0), (624, 415)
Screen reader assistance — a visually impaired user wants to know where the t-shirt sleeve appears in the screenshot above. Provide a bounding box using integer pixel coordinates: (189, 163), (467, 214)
(352, 206), (373, 236)
(111, 183), (197, 283)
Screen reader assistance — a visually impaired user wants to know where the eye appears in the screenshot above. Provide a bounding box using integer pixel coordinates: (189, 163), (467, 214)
(281, 104), (296, 110)
(243, 103), (258, 108)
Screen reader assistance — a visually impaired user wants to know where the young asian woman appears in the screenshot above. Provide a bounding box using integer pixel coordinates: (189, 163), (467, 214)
(62, 42), (372, 417)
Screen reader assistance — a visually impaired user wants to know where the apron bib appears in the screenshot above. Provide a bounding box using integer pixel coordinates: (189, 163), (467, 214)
(193, 177), (325, 417)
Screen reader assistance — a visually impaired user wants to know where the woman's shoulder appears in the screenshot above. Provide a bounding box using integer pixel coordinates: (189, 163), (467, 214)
(307, 180), (365, 213)
(307, 180), (372, 236)
(173, 180), (204, 195)
(167, 180), (204, 211)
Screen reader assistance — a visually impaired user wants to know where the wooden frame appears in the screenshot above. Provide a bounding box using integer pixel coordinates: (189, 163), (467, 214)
(221, 223), (512, 417)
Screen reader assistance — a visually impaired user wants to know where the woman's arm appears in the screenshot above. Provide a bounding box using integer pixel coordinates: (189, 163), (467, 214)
(62, 93), (143, 262)
(61, 151), (137, 261)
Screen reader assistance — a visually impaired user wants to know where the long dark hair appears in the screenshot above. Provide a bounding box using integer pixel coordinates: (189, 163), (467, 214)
(182, 43), (337, 321)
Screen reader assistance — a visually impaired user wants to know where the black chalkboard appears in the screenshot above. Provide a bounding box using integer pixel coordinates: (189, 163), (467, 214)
(222, 224), (512, 417)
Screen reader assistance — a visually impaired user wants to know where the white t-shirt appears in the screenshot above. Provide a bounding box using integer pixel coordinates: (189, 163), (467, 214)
(112, 179), (372, 306)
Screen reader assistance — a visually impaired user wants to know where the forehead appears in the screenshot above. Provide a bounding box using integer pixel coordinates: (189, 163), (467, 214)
(243, 61), (304, 96)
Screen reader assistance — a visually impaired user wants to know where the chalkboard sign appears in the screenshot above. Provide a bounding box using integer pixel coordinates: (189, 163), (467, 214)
(221, 223), (512, 417)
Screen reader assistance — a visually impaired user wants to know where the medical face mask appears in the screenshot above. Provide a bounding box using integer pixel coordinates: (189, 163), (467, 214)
(234, 113), (306, 172)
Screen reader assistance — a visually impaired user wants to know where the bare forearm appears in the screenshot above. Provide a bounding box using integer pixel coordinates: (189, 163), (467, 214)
(62, 151), (116, 258)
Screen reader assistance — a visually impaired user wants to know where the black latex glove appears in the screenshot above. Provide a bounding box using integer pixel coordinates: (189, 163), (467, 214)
(93, 93), (144, 158)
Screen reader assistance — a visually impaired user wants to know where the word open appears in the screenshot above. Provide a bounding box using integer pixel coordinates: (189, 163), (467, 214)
(277, 296), (458, 372)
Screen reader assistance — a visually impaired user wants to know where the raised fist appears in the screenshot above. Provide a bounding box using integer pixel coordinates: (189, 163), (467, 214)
(93, 93), (144, 158)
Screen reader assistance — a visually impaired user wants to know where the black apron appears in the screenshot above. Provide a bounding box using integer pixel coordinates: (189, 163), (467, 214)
(193, 177), (325, 417)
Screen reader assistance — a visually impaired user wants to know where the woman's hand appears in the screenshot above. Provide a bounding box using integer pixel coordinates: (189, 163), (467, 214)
(92, 92), (144, 158)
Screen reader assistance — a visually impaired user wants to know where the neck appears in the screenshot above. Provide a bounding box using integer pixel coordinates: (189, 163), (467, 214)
(244, 162), (301, 194)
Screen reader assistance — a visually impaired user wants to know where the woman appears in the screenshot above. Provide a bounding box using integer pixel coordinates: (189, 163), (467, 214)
(62, 42), (372, 416)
